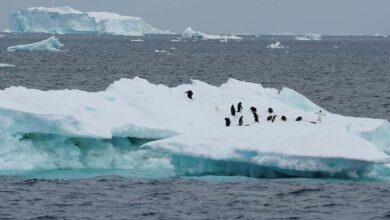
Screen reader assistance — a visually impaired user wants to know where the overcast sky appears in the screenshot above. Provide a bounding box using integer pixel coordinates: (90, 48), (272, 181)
(1, 0), (389, 35)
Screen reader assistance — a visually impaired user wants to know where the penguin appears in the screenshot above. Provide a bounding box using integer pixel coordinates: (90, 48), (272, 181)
(295, 116), (303, 121)
(225, 118), (231, 127)
(271, 115), (277, 122)
(237, 102), (243, 113)
(253, 112), (259, 123)
(267, 115), (273, 121)
(185, 90), (193, 99)
(231, 105), (236, 116)
(268, 107), (274, 114)
(238, 116), (244, 126)
(281, 116), (287, 121)
(250, 107), (257, 113)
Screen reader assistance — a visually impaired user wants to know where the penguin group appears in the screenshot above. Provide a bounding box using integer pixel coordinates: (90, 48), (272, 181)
(183, 90), (322, 127)
(224, 102), (306, 127)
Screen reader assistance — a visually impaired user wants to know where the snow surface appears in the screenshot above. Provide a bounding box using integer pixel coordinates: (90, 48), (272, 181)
(0, 77), (389, 177)
(7, 36), (63, 52)
(266, 41), (286, 49)
(182, 27), (243, 40)
(0, 63), (15, 68)
(295, 33), (322, 41)
(8, 6), (170, 36)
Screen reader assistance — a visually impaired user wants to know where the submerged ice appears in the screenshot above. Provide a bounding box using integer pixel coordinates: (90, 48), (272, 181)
(0, 77), (389, 178)
(8, 6), (170, 36)
(7, 36), (63, 52)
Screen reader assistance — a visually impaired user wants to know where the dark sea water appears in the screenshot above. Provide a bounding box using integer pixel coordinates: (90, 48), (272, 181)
(0, 34), (390, 219)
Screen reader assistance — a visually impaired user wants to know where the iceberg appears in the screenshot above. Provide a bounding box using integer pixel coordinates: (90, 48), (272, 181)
(0, 77), (389, 178)
(0, 63), (15, 68)
(295, 33), (322, 41)
(7, 36), (63, 52)
(266, 41), (286, 49)
(182, 27), (243, 40)
(8, 6), (170, 36)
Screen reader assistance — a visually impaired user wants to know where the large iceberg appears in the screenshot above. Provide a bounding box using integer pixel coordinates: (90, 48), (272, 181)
(7, 36), (63, 52)
(182, 27), (242, 40)
(0, 77), (388, 178)
(8, 6), (170, 36)
(295, 33), (322, 41)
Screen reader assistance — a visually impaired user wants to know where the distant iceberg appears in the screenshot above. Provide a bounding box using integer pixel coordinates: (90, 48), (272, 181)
(8, 6), (171, 36)
(0, 77), (388, 178)
(295, 33), (322, 41)
(0, 63), (15, 68)
(182, 27), (242, 40)
(7, 36), (63, 52)
(266, 41), (286, 49)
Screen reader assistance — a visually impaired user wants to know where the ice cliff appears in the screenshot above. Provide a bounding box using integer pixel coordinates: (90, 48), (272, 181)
(8, 6), (170, 36)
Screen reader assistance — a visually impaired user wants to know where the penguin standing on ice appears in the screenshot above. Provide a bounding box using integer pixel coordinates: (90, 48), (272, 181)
(185, 90), (193, 100)
(271, 115), (277, 122)
(253, 112), (259, 123)
(281, 116), (287, 121)
(225, 118), (231, 127)
(231, 105), (236, 116)
(237, 102), (243, 113)
(238, 116), (244, 126)
(315, 110), (326, 122)
(268, 107), (274, 115)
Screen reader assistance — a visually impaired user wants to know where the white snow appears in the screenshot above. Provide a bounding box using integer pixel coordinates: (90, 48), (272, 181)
(295, 33), (322, 41)
(0, 77), (388, 177)
(266, 41), (286, 49)
(182, 27), (243, 40)
(7, 36), (63, 52)
(8, 6), (170, 36)
(0, 63), (15, 68)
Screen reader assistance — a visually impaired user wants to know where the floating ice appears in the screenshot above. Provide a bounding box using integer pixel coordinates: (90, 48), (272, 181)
(8, 6), (171, 36)
(295, 33), (322, 41)
(7, 36), (63, 52)
(131, 39), (144, 42)
(0, 63), (15, 68)
(266, 41), (286, 49)
(154, 49), (167, 53)
(0, 77), (388, 178)
(182, 27), (243, 40)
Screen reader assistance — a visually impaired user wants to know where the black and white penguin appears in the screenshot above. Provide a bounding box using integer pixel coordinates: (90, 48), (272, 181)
(268, 107), (274, 114)
(231, 105), (236, 116)
(267, 115), (273, 121)
(271, 115), (277, 122)
(281, 116), (287, 121)
(237, 102), (243, 113)
(185, 90), (193, 99)
(253, 112), (259, 123)
(250, 107), (257, 113)
(238, 116), (244, 126)
(295, 116), (303, 121)
(225, 118), (231, 127)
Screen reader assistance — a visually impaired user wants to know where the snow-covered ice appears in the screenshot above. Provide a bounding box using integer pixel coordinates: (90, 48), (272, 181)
(295, 33), (322, 41)
(7, 36), (63, 52)
(266, 41), (286, 49)
(8, 6), (171, 36)
(0, 77), (388, 177)
(182, 27), (243, 40)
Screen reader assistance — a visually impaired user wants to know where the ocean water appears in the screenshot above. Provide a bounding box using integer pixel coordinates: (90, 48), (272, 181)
(0, 34), (390, 219)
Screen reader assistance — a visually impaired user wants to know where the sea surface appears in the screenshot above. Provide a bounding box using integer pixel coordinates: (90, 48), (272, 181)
(0, 34), (390, 219)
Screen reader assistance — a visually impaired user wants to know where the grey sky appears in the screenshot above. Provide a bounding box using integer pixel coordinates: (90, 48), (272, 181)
(1, 0), (389, 35)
